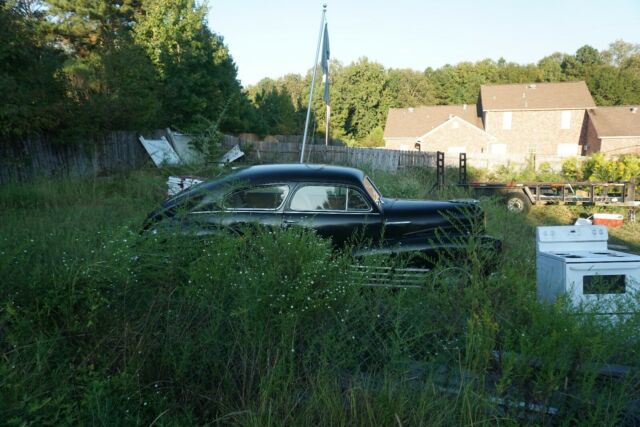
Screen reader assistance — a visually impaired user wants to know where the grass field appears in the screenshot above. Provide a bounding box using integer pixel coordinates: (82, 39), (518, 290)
(1, 166), (639, 425)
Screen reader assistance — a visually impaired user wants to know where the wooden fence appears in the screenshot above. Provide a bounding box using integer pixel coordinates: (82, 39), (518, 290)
(223, 140), (436, 171)
(0, 131), (154, 184)
(0, 131), (436, 184)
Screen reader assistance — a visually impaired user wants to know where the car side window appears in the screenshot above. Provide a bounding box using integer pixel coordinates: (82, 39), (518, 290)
(223, 185), (289, 210)
(347, 190), (369, 210)
(289, 185), (371, 212)
(190, 195), (219, 213)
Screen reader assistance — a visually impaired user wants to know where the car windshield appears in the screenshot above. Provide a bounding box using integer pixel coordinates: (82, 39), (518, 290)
(363, 176), (382, 204)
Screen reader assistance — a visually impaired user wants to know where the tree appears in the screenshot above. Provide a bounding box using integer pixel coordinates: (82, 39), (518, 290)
(330, 58), (390, 141)
(45, 0), (161, 132)
(0, 2), (68, 136)
(133, 0), (245, 131)
(602, 40), (640, 67)
(562, 45), (602, 81)
(385, 68), (436, 108)
(249, 79), (299, 135)
(537, 53), (566, 82)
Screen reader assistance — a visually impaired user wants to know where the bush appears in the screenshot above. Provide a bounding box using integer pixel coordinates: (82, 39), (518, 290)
(360, 126), (385, 148)
(579, 153), (640, 182)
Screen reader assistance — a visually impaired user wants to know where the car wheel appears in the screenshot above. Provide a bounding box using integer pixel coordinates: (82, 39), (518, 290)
(506, 192), (531, 214)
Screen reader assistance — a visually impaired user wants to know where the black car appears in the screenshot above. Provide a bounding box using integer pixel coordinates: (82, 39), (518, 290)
(144, 164), (501, 265)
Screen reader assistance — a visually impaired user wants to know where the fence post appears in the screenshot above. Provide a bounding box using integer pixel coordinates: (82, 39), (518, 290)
(431, 151), (445, 192)
(629, 178), (637, 222)
(459, 152), (467, 185)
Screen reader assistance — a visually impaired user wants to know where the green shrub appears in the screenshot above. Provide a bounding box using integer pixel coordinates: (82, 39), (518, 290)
(580, 153), (640, 182)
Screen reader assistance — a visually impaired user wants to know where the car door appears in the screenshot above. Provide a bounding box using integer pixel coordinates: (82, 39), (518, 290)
(283, 184), (383, 247)
(186, 184), (288, 234)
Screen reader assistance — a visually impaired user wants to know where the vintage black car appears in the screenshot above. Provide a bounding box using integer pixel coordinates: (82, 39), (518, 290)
(143, 164), (501, 265)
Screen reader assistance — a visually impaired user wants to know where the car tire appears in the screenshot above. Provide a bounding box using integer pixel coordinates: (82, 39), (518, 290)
(506, 192), (531, 214)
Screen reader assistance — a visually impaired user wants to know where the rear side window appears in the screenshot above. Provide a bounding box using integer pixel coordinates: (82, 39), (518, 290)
(289, 185), (371, 212)
(223, 185), (289, 210)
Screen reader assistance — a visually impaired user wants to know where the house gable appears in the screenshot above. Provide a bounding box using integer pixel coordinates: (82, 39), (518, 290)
(386, 116), (498, 154)
(383, 105), (482, 139)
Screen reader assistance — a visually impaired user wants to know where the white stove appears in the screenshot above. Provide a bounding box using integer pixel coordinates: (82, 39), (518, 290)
(536, 225), (640, 315)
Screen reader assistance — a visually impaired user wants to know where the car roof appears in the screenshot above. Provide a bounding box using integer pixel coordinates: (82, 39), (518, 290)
(211, 163), (366, 187)
(164, 164), (368, 207)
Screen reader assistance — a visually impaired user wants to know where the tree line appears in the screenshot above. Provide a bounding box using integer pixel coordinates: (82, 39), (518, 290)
(250, 42), (640, 147)
(1, 0), (256, 139)
(2, 1), (639, 147)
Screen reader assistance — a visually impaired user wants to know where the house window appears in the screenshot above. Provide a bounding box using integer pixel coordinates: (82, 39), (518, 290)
(557, 144), (578, 157)
(491, 144), (507, 155)
(528, 145), (537, 154)
(561, 111), (571, 129)
(502, 112), (512, 130)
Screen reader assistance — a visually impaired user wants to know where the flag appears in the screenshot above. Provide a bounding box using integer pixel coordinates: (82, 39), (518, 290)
(320, 21), (330, 105)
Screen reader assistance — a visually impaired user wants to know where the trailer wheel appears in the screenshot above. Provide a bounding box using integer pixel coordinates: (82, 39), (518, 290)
(506, 192), (531, 214)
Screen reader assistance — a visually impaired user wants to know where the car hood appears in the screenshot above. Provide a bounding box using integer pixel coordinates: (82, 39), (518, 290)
(380, 198), (484, 240)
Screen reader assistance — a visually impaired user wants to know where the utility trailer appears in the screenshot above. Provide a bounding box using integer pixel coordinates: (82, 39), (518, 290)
(456, 153), (639, 219)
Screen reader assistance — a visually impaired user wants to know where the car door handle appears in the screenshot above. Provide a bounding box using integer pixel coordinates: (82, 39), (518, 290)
(284, 219), (301, 225)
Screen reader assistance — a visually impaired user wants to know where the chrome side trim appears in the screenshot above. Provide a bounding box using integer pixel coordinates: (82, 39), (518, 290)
(284, 211), (381, 216)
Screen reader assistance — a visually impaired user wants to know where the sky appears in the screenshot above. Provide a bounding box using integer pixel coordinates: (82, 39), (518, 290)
(208, 0), (640, 87)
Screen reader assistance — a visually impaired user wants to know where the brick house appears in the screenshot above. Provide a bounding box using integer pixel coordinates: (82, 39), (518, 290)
(479, 81), (595, 157)
(383, 104), (497, 154)
(384, 81), (599, 158)
(584, 106), (640, 155)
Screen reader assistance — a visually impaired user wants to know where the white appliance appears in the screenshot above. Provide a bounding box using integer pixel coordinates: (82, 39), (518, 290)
(536, 225), (640, 315)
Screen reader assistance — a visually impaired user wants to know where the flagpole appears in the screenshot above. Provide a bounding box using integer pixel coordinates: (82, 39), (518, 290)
(325, 104), (330, 145)
(300, 5), (327, 163)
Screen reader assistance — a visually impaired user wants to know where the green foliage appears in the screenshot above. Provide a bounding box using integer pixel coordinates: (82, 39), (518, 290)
(385, 68), (437, 107)
(1, 0), (260, 139)
(580, 153), (640, 182)
(1, 169), (639, 424)
(561, 157), (584, 181)
(186, 114), (226, 164)
(0, 3), (69, 136)
(360, 126), (385, 148)
(248, 78), (301, 135)
(331, 58), (391, 140)
(63, 44), (162, 132)
(133, 0), (246, 131)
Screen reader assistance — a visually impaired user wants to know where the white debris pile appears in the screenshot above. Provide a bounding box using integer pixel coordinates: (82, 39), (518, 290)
(167, 176), (204, 196)
(139, 129), (244, 167)
(139, 129), (245, 196)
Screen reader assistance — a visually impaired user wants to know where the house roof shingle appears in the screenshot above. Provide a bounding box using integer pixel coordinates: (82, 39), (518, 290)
(480, 81), (596, 111)
(383, 105), (482, 138)
(588, 106), (640, 138)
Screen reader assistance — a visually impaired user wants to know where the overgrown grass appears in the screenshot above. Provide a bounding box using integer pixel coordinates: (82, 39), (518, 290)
(1, 167), (639, 425)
